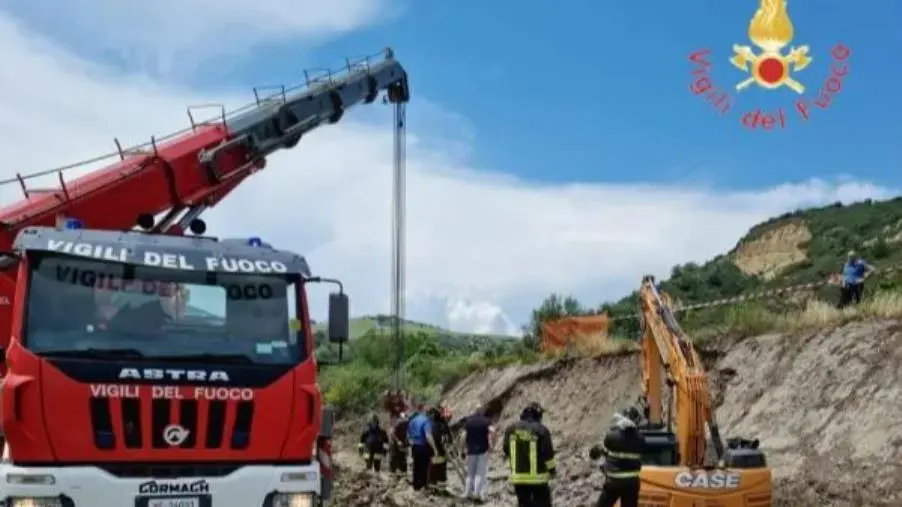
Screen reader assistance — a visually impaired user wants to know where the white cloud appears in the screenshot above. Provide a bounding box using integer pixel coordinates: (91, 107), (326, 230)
(445, 298), (518, 336)
(0, 12), (895, 335)
(0, 0), (397, 75)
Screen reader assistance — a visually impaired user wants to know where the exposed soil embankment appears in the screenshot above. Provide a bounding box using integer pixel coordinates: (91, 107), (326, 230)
(332, 320), (902, 507)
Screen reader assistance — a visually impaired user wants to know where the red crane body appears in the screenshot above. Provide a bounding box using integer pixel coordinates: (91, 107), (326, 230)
(0, 49), (409, 507)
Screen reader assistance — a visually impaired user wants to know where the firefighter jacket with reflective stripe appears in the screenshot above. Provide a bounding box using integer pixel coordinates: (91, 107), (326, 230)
(360, 424), (389, 457)
(599, 425), (644, 480)
(503, 419), (556, 485)
(431, 418), (452, 464)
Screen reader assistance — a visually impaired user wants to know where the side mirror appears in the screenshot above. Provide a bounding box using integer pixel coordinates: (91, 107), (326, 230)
(0, 254), (19, 270)
(327, 292), (349, 343)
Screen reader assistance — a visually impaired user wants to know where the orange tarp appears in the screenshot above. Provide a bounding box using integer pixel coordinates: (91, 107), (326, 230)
(540, 314), (611, 352)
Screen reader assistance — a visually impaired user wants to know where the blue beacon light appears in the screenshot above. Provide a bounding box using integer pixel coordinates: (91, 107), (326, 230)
(247, 237), (263, 247)
(62, 217), (83, 230)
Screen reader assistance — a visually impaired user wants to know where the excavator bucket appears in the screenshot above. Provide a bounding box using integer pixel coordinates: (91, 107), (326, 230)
(540, 314), (611, 354)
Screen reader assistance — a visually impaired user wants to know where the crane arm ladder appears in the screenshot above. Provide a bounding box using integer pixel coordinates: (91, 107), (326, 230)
(0, 48), (409, 242)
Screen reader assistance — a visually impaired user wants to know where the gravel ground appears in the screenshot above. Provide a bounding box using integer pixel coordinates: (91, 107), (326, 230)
(331, 320), (902, 506)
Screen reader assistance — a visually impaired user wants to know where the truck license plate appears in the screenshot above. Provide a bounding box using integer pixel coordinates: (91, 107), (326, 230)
(147, 498), (200, 507)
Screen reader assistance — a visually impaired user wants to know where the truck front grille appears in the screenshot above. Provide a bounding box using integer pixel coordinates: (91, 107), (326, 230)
(88, 397), (255, 451)
(97, 463), (242, 478)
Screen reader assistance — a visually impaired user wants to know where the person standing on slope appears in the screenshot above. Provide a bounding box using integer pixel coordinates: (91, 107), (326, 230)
(408, 404), (438, 491)
(590, 408), (645, 507)
(837, 250), (875, 308)
(503, 402), (556, 507)
(461, 406), (497, 503)
(358, 414), (389, 472)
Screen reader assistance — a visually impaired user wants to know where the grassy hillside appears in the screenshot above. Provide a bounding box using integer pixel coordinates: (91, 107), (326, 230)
(312, 314), (510, 342)
(323, 197), (902, 414)
(313, 315), (525, 414)
(597, 197), (902, 335)
(314, 315), (516, 360)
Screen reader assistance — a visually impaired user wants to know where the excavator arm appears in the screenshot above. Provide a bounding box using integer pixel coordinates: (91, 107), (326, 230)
(635, 275), (772, 507)
(0, 48), (410, 349)
(638, 274), (724, 466)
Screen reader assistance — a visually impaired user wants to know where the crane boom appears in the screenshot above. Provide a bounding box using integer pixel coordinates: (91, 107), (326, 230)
(0, 48), (410, 349)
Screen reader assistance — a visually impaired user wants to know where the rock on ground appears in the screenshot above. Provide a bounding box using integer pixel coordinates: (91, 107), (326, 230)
(331, 319), (902, 506)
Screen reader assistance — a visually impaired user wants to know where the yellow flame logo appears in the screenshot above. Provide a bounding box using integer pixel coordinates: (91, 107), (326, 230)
(730, 0), (811, 94)
(749, 0), (793, 51)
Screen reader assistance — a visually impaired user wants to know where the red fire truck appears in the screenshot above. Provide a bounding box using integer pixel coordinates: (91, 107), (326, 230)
(0, 48), (409, 507)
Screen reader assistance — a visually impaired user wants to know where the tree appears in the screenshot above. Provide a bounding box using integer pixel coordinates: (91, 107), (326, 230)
(522, 293), (586, 350)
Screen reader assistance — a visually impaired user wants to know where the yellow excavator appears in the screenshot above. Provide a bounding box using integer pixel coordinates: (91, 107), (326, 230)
(631, 275), (772, 507)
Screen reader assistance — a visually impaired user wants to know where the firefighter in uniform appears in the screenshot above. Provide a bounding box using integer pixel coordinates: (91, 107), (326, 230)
(388, 412), (410, 477)
(427, 406), (452, 492)
(358, 414), (389, 472)
(589, 408), (645, 507)
(503, 402), (556, 507)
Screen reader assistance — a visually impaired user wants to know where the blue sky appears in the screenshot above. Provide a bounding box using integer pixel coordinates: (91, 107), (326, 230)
(228, 1), (902, 188)
(9, 0), (900, 189)
(0, 1), (898, 333)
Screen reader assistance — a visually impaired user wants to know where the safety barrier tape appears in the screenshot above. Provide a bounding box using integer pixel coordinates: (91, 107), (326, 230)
(609, 263), (902, 322)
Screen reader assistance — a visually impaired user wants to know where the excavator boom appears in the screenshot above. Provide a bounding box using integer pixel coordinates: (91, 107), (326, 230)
(633, 275), (772, 507)
(639, 276), (723, 465)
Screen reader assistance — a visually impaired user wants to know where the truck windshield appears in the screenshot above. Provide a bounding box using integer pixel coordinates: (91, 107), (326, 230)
(23, 253), (305, 365)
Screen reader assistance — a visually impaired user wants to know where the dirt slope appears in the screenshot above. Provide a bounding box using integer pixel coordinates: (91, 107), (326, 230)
(731, 221), (812, 279)
(332, 319), (902, 507)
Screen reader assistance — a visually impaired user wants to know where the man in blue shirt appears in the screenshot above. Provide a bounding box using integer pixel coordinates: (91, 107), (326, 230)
(838, 250), (874, 308)
(407, 405), (437, 491)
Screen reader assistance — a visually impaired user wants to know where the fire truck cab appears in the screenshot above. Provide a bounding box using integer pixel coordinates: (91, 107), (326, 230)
(0, 225), (348, 507)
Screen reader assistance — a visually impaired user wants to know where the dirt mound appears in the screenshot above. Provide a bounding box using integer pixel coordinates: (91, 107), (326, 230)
(332, 319), (902, 506)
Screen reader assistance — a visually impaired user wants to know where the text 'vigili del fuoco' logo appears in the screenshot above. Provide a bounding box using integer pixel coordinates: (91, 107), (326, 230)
(688, 0), (851, 130)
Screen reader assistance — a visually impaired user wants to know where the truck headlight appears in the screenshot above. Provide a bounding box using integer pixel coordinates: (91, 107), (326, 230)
(10, 498), (63, 507)
(271, 492), (314, 507)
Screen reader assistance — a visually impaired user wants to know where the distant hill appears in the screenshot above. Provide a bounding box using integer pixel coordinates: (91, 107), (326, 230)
(312, 314), (519, 365)
(602, 197), (902, 331)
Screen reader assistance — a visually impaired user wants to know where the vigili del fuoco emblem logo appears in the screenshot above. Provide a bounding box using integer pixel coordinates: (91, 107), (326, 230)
(688, 0), (851, 130)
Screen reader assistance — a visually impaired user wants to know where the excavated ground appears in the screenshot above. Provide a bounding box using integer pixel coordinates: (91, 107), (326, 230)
(331, 319), (902, 506)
